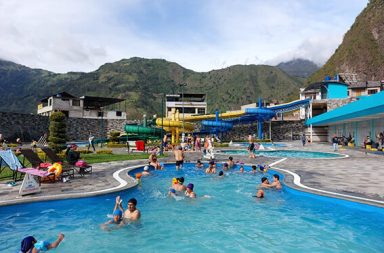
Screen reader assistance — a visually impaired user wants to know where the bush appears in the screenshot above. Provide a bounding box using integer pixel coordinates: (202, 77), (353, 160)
(78, 149), (93, 154)
(48, 112), (67, 153)
(109, 131), (121, 143)
(96, 149), (113, 154)
(106, 143), (126, 148)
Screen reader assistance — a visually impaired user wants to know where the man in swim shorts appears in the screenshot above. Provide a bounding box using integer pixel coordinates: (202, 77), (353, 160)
(174, 146), (184, 169)
(248, 141), (256, 158)
(20, 233), (64, 253)
(185, 183), (196, 198)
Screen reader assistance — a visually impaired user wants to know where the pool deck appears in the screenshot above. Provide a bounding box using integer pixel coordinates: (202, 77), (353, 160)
(0, 142), (383, 207)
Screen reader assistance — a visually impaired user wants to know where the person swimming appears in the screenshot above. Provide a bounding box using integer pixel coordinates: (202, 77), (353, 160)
(251, 165), (257, 174)
(185, 183), (196, 198)
(223, 163), (229, 171)
(239, 166), (244, 173)
(205, 161), (216, 174)
(172, 177), (187, 192)
(196, 160), (204, 168)
(101, 196), (125, 230)
(255, 189), (264, 198)
(20, 233), (64, 253)
(218, 171), (224, 177)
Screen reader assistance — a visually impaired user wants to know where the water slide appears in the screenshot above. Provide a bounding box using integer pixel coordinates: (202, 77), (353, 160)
(124, 124), (164, 141)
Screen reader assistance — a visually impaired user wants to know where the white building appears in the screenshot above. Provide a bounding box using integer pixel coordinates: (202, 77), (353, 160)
(37, 92), (126, 119)
(165, 93), (207, 118)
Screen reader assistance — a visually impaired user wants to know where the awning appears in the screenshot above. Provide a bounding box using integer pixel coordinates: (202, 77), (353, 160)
(306, 91), (384, 126)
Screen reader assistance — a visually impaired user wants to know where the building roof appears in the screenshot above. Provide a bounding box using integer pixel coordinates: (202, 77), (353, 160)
(306, 91), (384, 126)
(303, 81), (349, 92)
(80, 96), (125, 109)
(40, 92), (76, 102)
(348, 81), (381, 89)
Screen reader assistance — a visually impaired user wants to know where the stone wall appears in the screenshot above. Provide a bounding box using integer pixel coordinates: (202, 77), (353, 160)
(220, 120), (305, 141)
(0, 111), (130, 142)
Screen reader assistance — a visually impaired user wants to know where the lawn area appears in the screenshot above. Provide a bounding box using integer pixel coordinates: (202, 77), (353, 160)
(81, 152), (167, 163)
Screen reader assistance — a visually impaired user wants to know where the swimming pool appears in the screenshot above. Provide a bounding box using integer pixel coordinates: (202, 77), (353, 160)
(218, 149), (345, 159)
(229, 142), (287, 148)
(1, 163), (383, 252)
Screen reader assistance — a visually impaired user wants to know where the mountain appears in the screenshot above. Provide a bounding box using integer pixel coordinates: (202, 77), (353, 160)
(308, 0), (384, 83)
(0, 58), (304, 118)
(276, 58), (319, 78)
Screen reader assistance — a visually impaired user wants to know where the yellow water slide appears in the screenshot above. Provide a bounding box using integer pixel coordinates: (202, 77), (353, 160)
(155, 109), (195, 144)
(183, 110), (246, 122)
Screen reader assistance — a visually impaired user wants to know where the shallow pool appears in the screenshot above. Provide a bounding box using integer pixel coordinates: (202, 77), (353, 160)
(219, 149), (345, 159)
(229, 142), (287, 148)
(0, 163), (383, 252)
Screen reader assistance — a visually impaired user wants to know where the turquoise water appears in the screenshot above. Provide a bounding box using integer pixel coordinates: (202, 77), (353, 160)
(230, 142), (287, 148)
(1, 163), (383, 252)
(219, 149), (344, 158)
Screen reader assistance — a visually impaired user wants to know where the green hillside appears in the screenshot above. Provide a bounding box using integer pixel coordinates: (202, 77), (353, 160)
(0, 58), (303, 118)
(308, 0), (384, 83)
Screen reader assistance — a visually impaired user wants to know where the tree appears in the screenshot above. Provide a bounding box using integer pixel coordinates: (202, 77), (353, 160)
(48, 112), (67, 153)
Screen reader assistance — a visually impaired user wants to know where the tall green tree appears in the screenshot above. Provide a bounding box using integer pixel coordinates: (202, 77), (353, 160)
(48, 112), (67, 153)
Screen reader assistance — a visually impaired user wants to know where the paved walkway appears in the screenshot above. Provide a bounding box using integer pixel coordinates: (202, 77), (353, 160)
(0, 142), (383, 207)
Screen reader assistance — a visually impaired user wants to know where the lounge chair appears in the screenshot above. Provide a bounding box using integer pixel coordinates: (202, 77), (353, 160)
(41, 147), (91, 176)
(19, 149), (74, 180)
(0, 150), (55, 185)
(0, 150), (24, 181)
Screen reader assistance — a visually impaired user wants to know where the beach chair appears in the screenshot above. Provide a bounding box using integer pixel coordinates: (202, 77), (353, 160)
(0, 150), (24, 181)
(19, 149), (74, 180)
(41, 147), (91, 176)
(0, 150), (55, 185)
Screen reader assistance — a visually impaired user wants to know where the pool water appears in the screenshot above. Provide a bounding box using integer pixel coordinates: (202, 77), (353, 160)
(230, 142), (287, 148)
(1, 163), (383, 253)
(219, 149), (344, 158)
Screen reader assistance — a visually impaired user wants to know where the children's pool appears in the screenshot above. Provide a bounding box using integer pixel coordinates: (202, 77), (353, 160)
(219, 149), (345, 159)
(0, 163), (383, 252)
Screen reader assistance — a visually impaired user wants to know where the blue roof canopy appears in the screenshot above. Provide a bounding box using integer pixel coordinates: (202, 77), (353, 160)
(306, 91), (384, 126)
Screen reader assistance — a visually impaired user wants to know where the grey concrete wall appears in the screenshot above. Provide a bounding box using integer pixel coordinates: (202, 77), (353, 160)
(0, 111), (129, 142)
(220, 120), (305, 141)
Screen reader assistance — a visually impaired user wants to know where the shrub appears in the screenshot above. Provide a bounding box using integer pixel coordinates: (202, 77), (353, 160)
(109, 131), (121, 143)
(106, 143), (126, 148)
(78, 149), (93, 154)
(96, 149), (113, 154)
(48, 112), (67, 153)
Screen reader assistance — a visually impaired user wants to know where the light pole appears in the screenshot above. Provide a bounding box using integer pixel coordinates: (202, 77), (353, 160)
(160, 94), (164, 155)
(179, 83), (187, 143)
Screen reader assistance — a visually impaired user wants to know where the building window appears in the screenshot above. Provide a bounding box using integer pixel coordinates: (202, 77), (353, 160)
(98, 111), (104, 117)
(368, 89), (377, 95)
(116, 111), (122, 117)
(72, 99), (80, 106)
(48, 98), (52, 106)
(197, 108), (205, 114)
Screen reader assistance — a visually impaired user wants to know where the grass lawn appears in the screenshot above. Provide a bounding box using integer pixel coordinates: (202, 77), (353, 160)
(82, 153), (167, 163)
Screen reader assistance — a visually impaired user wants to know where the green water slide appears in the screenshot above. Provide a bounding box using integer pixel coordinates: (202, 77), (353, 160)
(123, 124), (163, 141)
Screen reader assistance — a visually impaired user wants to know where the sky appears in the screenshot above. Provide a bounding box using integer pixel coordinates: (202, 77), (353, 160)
(0, 0), (369, 73)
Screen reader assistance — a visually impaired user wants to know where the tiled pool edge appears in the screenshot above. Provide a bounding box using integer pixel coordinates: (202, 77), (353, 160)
(269, 158), (384, 208)
(0, 164), (144, 207)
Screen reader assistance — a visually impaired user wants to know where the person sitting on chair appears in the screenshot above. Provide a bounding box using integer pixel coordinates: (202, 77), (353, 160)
(66, 144), (80, 165)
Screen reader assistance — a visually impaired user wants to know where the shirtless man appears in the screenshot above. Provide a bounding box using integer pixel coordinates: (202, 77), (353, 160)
(259, 177), (270, 188)
(172, 177), (187, 192)
(185, 183), (196, 198)
(205, 161), (216, 174)
(123, 198), (141, 221)
(227, 156), (234, 168)
(174, 146), (184, 169)
(265, 174), (282, 190)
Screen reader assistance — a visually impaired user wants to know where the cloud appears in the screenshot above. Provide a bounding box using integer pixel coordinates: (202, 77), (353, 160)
(0, 0), (368, 73)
